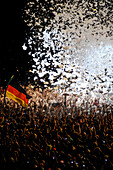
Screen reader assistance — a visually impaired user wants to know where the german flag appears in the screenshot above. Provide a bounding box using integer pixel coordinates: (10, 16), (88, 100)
(5, 76), (31, 107)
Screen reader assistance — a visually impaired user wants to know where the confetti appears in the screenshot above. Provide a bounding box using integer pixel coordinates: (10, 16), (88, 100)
(22, 0), (113, 104)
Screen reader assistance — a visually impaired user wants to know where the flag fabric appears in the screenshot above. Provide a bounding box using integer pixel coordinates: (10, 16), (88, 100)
(6, 77), (31, 107)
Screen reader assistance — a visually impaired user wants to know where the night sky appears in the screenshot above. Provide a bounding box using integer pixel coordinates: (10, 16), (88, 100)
(1, 0), (113, 98)
(0, 0), (33, 88)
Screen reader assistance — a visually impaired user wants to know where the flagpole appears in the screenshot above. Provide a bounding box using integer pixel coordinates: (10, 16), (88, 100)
(4, 75), (14, 107)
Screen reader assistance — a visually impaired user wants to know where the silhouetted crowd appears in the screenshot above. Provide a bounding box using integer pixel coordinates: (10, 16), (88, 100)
(0, 87), (113, 170)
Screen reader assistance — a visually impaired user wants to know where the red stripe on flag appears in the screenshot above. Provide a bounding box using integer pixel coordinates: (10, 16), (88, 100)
(7, 85), (28, 104)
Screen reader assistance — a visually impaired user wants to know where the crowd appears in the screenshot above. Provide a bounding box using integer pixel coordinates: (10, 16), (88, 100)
(0, 86), (113, 169)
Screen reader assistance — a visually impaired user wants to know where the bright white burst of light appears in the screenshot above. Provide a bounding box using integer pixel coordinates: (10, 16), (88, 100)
(31, 29), (113, 93)
(23, 0), (113, 104)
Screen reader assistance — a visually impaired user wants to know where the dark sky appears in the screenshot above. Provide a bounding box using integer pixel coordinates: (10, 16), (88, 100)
(1, 0), (112, 91)
(0, 0), (33, 87)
